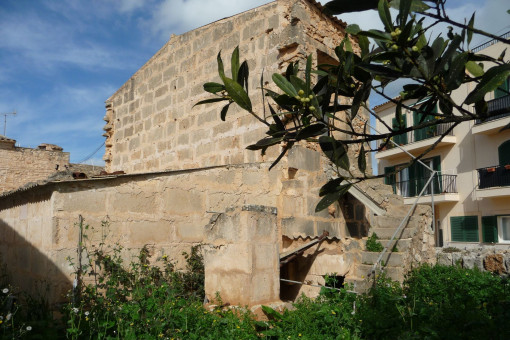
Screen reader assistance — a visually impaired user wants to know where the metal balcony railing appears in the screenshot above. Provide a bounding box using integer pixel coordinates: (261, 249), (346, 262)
(472, 31), (510, 53)
(478, 165), (510, 189)
(377, 122), (455, 149)
(390, 174), (457, 198)
(475, 96), (510, 125)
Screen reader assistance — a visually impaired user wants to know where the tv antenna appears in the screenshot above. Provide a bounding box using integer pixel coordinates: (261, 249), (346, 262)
(2, 110), (16, 136)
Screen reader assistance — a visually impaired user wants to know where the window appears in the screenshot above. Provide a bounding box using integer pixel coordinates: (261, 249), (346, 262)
(482, 215), (510, 243)
(498, 216), (510, 243)
(413, 104), (438, 142)
(498, 140), (510, 166)
(384, 156), (441, 197)
(451, 216), (479, 242)
(392, 113), (408, 145)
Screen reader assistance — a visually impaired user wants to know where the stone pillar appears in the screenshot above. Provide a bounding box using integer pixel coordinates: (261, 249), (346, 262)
(203, 205), (279, 306)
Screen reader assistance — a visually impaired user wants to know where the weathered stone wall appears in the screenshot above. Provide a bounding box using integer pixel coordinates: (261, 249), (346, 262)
(437, 247), (510, 275)
(0, 140), (69, 194)
(0, 143), (377, 305)
(103, 0), (353, 174)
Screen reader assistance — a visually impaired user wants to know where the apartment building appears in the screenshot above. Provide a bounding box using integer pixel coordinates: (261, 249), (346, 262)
(375, 34), (510, 248)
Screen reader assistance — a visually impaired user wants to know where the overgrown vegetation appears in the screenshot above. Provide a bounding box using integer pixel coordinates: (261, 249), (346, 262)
(365, 233), (384, 252)
(2, 244), (510, 339)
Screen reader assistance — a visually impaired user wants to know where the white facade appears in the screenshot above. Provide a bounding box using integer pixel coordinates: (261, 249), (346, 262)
(375, 38), (510, 248)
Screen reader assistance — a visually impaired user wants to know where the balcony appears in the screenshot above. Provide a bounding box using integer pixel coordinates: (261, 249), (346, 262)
(376, 122), (456, 160)
(390, 174), (460, 204)
(472, 96), (510, 135)
(476, 165), (510, 198)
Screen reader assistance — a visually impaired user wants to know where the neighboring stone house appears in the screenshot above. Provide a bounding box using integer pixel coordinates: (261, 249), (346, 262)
(0, 0), (435, 307)
(0, 135), (70, 194)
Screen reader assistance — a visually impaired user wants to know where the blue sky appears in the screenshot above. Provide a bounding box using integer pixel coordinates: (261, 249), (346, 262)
(0, 0), (508, 165)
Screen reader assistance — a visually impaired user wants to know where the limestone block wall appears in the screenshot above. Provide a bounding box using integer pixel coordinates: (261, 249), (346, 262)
(104, 0), (353, 174)
(0, 142), (69, 194)
(204, 206), (279, 305)
(0, 143), (373, 305)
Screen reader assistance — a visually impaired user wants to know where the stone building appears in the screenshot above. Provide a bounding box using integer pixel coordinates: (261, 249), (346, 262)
(0, 135), (70, 194)
(0, 0), (435, 307)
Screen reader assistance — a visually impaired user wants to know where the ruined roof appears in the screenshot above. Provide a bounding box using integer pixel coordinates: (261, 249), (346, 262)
(0, 135), (15, 143)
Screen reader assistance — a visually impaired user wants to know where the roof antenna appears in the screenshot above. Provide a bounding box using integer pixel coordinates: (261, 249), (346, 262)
(2, 110), (16, 136)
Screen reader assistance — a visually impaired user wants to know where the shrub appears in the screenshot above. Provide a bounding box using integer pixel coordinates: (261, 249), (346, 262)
(366, 233), (384, 252)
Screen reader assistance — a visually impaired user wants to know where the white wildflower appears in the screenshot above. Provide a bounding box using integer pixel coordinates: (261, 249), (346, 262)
(26, 326), (32, 331)
(6, 313), (12, 321)
(2, 288), (8, 294)
(84, 311), (90, 316)
(72, 308), (79, 314)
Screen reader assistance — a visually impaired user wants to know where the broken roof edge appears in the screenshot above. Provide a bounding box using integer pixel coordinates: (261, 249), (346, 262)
(0, 161), (276, 200)
(105, 0), (347, 104)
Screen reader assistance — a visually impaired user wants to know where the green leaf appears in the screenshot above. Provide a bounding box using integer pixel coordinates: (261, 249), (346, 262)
(231, 46), (240, 83)
(389, 0), (430, 12)
(319, 136), (350, 171)
(465, 64), (510, 104)
(345, 24), (361, 35)
(319, 178), (344, 197)
(246, 137), (283, 150)
(273, 73), (298, 97)
(203, 82), (225, 93)
(217, 51), (226, 81)
(315, 184), (351, 212)
(268, 104), (285, 131)
(467, 12), (475, 45)
(358, 145), (367, 173)
(435, 35), (462, 75)
(378, 0), (393, 32)
(296, 123), (327, 140)
(193, 97), (228, 107)
(323, 0), (379, 15)
(261, 305), (282, 321)
(445, 52), (468, 91)
(220, 103), (231, 121)
(305, 54), (312, 97)
(224, 77), (252, 112)
(398, 0), (411, 27)
(358, 29), (391, 41)
(237, 61), (249, 90)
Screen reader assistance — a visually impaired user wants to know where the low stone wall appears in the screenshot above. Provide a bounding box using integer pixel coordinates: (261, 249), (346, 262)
(437, 247), (510, 275)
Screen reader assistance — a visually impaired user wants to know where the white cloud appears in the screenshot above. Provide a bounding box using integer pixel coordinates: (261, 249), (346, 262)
(147, 0), (272, 37)
(119, 0), (147, 13)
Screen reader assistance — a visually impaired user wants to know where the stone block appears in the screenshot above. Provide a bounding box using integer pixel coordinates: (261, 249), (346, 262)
(484, 254), (506, 274)
(162, 187), (205, 215)
(253, 244), (278, 271)
(281, 217), (315, 238)
(112, 191), (157, 214)
(126, 220), (174, 245)
(287, 146), (320, 172)
(317, 221), (343, 238)
(60, 190), (107, 213)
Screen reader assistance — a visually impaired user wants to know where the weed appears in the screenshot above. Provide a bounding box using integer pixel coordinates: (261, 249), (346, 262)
(366, 233), (384, 252)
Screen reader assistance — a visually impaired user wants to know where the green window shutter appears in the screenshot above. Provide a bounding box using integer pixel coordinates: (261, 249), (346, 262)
(392, 114), (407, 145)
(482, 216), (498, 243)
(392, 117), (400, 145)
(384, 166), (396, 194)
(401, 114), (408, 144)
(498, 140), (510, 166)
(451, 216), (479, 242)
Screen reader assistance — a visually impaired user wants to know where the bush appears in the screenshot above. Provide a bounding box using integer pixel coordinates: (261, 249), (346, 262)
(365, 233), (384, 252)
